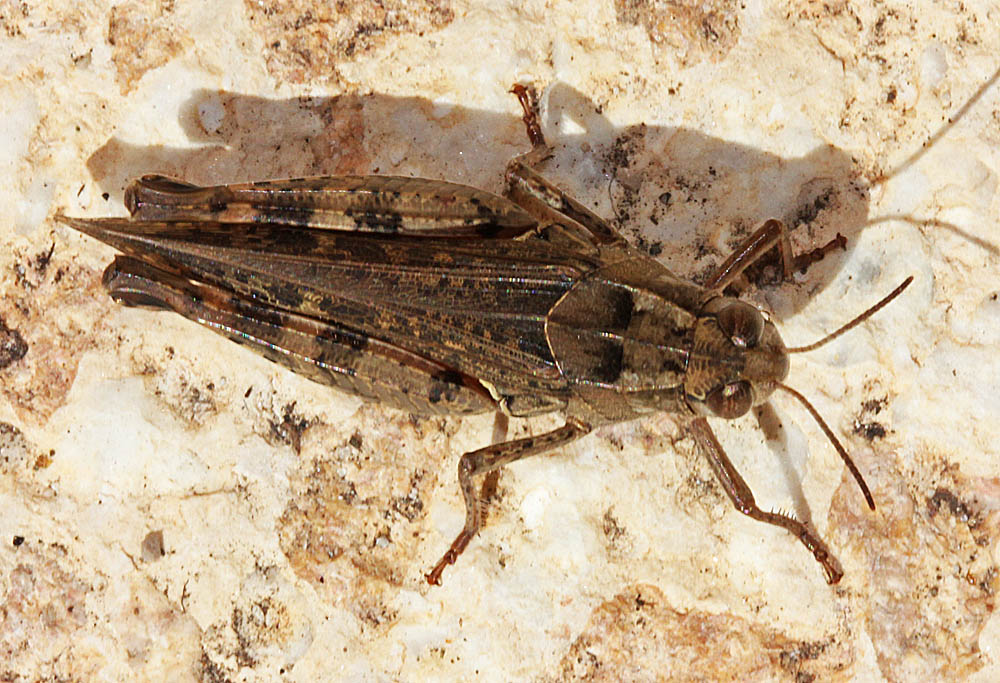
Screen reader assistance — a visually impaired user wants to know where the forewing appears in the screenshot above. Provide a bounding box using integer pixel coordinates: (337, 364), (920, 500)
(59, 216), (599, 395)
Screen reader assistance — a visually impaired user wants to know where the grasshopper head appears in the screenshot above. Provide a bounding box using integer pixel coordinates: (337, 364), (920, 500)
(685, 297), (788, 419)
(682, 277), (912, 512)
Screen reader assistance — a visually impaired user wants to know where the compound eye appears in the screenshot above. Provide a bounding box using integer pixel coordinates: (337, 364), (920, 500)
(717, 301), (765, 348)
(705, 381), (753, 419)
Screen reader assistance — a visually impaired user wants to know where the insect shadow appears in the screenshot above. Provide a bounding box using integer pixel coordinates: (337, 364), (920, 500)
(78, 83), (872, 549)
(83, 82), (870, 309)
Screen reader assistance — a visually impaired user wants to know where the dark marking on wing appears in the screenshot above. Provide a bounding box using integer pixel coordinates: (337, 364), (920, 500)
(587, 338), (625, 384)
(428, 369), (466, 405)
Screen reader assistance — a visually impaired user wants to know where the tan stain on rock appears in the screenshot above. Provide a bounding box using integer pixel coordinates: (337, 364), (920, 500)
(829, 454), (1000, 681)
(245, 0), (455, 85)
(0, 241), (103, 426)
(554, 584), (855, 682)
(1, 543), (96, 680)
(0, 539), (200, 680)
(277, 409), (458, 621)
(196, 566), (313, 675)
(614, 0), (740, 65)
(107, 0), (190, 94)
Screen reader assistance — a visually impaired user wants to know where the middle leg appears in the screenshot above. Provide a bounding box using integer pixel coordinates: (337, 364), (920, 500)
(425, 417), (590, 585)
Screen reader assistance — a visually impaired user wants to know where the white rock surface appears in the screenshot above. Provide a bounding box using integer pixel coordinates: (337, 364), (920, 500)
(2, 1), (999, 680)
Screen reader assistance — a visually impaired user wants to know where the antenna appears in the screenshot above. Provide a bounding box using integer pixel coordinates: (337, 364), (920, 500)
(776, 276), (913, 510)
(777, 383), (876, 510)
(787, 276), (913, 354)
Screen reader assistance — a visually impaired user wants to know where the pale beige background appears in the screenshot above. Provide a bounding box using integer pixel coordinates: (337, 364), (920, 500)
(2, 1), (999, 680)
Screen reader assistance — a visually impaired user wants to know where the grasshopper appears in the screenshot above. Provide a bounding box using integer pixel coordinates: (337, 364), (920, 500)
(57, 85), (910, 586)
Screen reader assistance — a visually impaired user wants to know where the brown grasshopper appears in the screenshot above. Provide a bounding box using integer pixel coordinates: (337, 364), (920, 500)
(57, 85), (910, 586)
